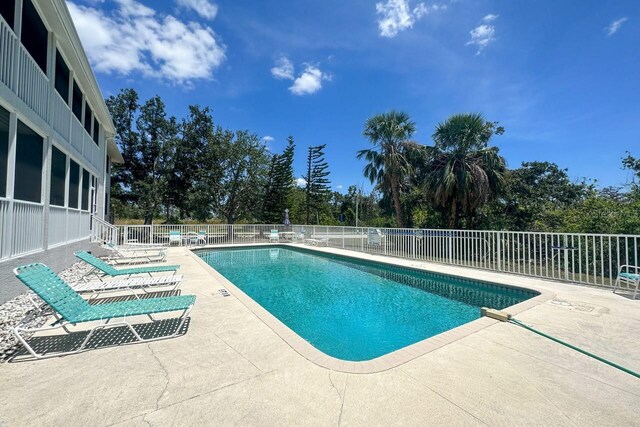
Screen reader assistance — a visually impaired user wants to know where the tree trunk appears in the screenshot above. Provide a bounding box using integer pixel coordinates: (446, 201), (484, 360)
(449, 200), (457, 229)
(390, 178), (404, 228)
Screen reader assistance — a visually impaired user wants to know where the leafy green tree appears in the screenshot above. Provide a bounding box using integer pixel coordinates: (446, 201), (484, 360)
(106, 88), (141, 217)
(623, 152), (640, 193)
(134, 96), (177, 224)
(424, 113), (506, 229)
(216, 131), (270, 223)
(480, 161), (593, 230)
(357, 111), (416, 227)
(262, 137), (295, 223)
(304, 144), (331, 224)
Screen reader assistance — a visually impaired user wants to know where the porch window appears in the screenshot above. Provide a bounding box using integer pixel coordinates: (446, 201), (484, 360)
(92, 118), (99, 145)
(81, 169), (90, 210)
(55, 50), (70, 103)
(50, 146), (66, 206)
(0, 105), (9, 198)
(14, 120), (43, 203)
(21, 0), (48, 73)
(0, 0), (15, 29)
(68, 160), (79, 208)
(84, 102), (92, 134)
(72, 80), (83, 122)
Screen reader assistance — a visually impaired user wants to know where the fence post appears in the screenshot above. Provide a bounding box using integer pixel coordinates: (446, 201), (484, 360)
(342, 226), (345, 249)
(496, 231), (502, 271)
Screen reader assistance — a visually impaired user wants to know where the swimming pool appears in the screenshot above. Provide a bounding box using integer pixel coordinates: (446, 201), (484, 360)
(198, 246), (538, 361)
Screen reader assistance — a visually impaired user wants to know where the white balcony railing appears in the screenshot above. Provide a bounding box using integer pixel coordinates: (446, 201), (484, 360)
(48, 205), (68, 247)
(0, 198), (10, 259)
(51, 91), (71, 141)
(17, 45), (49, 120)
(113, 223), (640, 288)
(0, 16), (17, 92)
(10, 200), (45, 256)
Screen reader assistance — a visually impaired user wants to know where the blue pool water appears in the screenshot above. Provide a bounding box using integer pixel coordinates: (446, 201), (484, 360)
(198, 247), (537, 361)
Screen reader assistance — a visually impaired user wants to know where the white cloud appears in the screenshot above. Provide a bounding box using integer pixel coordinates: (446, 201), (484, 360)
(176, 0), (218, 20)
(67, 0), (225, 84)
(262, 136), (275, 142)
(466, 14), (497, 55)
(605, 17), (628, 36)
(295, 177), (307, 187)
(289, 65), (329, 96)
(376, 0), (443, 38)
(482, 14), (499, 22)
(336, 185), (343, 190)
(271, 57), (295, 80)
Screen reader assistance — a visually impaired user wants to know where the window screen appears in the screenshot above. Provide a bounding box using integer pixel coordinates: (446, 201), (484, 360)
(0, 0), (15, 29)
(0, 105), (9, 198)
(21, 0), (48, 73)
(55, 50), (70, 102)
(14, 120), (43, 203)
(68, 160), (79, 208)
(72, 80), (83, 121)
(84, 102), (92, 134)
(81, 169), (90, 210)
(92, 118), (99, 145)
(50, 146), (66, 206)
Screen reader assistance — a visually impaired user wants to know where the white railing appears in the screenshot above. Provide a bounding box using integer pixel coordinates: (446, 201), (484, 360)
(70, 116), (84, 154)
(17, 45), (48, 120)
(48, 205), (68, 247)
(0, 198), (10, 259)
(10, 200), (45, 256)
(91, 214), (119, 244)
(0, 16), (17, 92)
(51, 91), (71, 140)
(114, 223), (640, 288)
(84, 137), (100, 170)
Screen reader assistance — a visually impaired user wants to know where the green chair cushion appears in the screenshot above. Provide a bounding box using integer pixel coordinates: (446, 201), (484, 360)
(75, 251), (179, 276)
(15, 263), (195, 324)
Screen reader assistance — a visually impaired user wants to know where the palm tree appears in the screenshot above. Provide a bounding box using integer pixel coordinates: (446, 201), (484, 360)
(357, 111), (416, 227)
(425, 113), (506, 229)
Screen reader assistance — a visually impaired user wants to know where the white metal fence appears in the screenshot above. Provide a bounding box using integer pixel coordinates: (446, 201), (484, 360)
(0, 197), (95, 261)
(112, 223), (639, 288)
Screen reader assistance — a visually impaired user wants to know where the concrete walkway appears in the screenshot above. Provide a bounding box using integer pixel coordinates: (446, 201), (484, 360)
(1, 246), (638, 426)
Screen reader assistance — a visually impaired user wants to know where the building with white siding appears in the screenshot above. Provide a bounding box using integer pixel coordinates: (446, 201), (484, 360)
(0, 0), (122, 271)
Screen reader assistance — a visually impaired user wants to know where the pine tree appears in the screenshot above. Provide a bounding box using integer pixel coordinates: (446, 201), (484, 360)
(262, 137), (295, 223)
(304, 144), (331, 224)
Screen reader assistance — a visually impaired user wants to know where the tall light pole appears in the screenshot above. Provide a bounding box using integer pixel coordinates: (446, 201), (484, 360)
(355, 187), (360, 228)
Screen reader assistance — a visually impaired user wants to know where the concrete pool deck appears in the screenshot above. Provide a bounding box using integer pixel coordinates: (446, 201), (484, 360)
(1, 245), (639, 425)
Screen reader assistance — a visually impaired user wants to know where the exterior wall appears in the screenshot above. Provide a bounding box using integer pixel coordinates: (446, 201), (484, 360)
(0, 239), (109, 304)
(0, 0), (117, 264)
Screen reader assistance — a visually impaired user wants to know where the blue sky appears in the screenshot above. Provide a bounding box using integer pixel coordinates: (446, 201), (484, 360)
(67, 0), (640, 192)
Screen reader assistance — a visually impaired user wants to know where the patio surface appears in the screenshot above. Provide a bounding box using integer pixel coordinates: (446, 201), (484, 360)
(1, 246), (639, 426)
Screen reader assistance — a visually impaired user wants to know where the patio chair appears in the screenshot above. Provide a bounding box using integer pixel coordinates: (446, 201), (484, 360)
(12, 263), (195, 359)
(268, 229), (279, 242)
(103, 243), (167, 265)
(72, 274), (184, 301)
(613, 265), (640, 299)
(169, 230), (182, 246)
(185, 231), (199, 247)
(197, 230), (208, 245)
(74, 251), (179, 282)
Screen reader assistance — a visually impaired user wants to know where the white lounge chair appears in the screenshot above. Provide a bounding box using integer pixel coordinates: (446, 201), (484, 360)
(613, 265), (640, 299)
(268, 229), (279, 242)
(103, 243), (167, 265)
(72, 275), (184, 300)
(169, 230), (182, 246)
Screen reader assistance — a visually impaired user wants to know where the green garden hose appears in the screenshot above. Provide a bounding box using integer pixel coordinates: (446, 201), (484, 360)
(509, 318), (640, 380)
